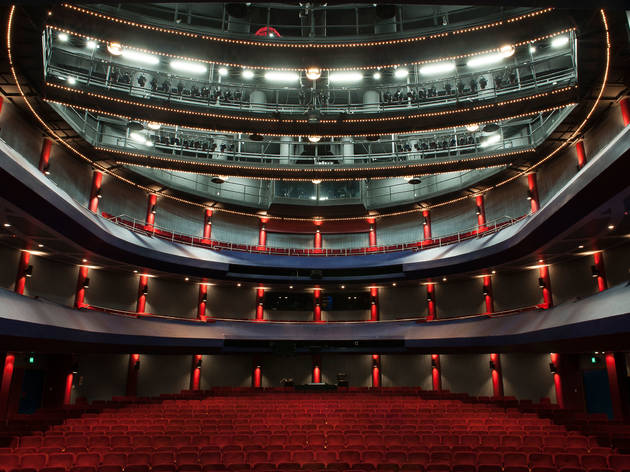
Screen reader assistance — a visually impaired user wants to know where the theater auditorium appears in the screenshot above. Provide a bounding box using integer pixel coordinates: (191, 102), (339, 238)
(0, 2), (630, 472)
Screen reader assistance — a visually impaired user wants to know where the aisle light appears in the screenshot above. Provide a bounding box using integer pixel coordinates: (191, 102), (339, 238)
(551, 36), (569, 48)
(394, 68), (409, 79)
(123, 49), (160, 65)
(419, 62), (455, 76)
(170, 60), (207, 74)
(264, 71), (299, 82)
(329, 71), (363, 83)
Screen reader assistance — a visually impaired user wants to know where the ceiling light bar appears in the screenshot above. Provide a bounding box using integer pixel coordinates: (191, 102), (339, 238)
(328, 71), (363, 83)
(419, 62), (456, 76)
(122, 49), (160, 65)
(170, 60), (207, 74)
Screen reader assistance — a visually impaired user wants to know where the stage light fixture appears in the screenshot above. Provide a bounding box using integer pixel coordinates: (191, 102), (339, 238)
(147, 122), (161, 130)
(308, 136), (321, 143)
(306, 67), (321, 80)
(107, 42), (122, 55)
(466, 124), (480, 132)
(312, 179), (322, 185)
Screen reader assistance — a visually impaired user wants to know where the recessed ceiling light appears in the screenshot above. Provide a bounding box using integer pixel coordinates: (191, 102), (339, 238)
(608, 225), (615, 230)
(82, 258), (87, 263)
(3, 223), (10, 227)
(491, 270), (496, 274)
(38, 244), (44, 248)
(306, 67), (321, 80)
(578, 245), (584, 249)
(340, 285), (345, 289)
(308, 136), (322, 143)
(237, 283), (242, 287)
(185, 277), (189, 281)
(442, 277), (447, 282)
(133, 270), (138, 273)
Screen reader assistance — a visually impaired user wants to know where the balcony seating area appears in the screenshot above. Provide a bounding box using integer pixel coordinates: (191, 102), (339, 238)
(1, 389), (630, 472)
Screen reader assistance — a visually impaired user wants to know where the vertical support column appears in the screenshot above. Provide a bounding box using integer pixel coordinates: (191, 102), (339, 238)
(258, 218), (268, 250)
(371, 355), (381, 388)
(255, 287), (264, 321)
(88, 170), (103, 213)
(312, 355), (321, 383)
(367, 218), (376, 249)
(63, 372), (73, 405)
(475, 195), (487, 232)
(136, 274), (148, 314)
(482, 275), (494, 314)
(314, 228), (322, 252)
(538, 264), (553, 308)
(0, 353), (15, 419)
(190, 355), (202, 391)
(592, 252), (607, 292)
(575, 140), (587, 170)
(620, 97), (630, 127)
(490, 353), (503, 398)
(14, 250), (31, 295)
(74, 265), (90, 309)
(202, 209), (213, 244)
(550, 352), (563, 408)
(431, 354), (442, 391)
(426, 283), (437, 320)
(126, 354), (140, 397)
(370, 287), (379, 321)
(198, 283), (208, 321)
(145, 194), (157, 232)
(605, 352), (628, 421)
(313, 288), (322, 322)
(527, 172), (540, 213)
(253, 363), (262, 388)
(38, 138), (53, 174)
(422, 210), (432, 246)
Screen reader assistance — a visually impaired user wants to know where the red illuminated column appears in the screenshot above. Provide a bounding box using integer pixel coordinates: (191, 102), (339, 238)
(0, 353), (15, 419)
(539, 264), (553, 309)
(0, 96), (3, 114)
(255, 287), (264, 321)
(490, 353), (504, 398)
(74, 265), (89, 309)
(431, 354), (442, 391)
(372, 355), (381, 388)
(202, 209), (213, 244)
(482, 275), (494, 314)
(422, 210), (432, 245)
(370, 287), (379, 321)
(368, 218), (377, 248)
(136, 274), (148, 314)
(314, 229), (322, 252)
(190, 355), (202, 391)
(575, 140), (587, 170)
(550, 353), (563, 408)
(426, 283), (437, 320)
(313, 288), (322, 322)
(527, 173), (540, 213)
(593, 252), (607, 292)
(312, 355), (321, 383)
(14, 250), (31, 295)
(145, 194), (157, 232)
(126, 354), (140, 397)
(258, 218), (268, 250)
(88, 170), (103, 213)
(475, 195), (487, 232)
(605, 352), (627, 420)
(198, 284), (208, 321)
(253, 364), (262, 388)
(63, 372), (73, 405)
(620, 97), (630, 127)
(38, 138), (53, 174)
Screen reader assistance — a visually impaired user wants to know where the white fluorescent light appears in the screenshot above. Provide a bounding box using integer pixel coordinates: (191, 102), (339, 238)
(419, 62), (455, 76)
(147, 122), (161, 130)
(394, 68), (409, 78)
(170, 60), (207, 74)
(67, 76), (77, 85)
(242, 70), (255, 79)
(218, 67), (228, 76)
(551, 36), (569, 48)
(372, 71), (382, 80)
(58, 32), (69, 42)
(129, 132), (151, 145)
(467, 53), (504, 68)
(86, 40), (98, 50)
(328, 71), (363, 83)
(480, 134), (501, 148)
(122, 49), (160, 65)
(264, 71), (299, 82)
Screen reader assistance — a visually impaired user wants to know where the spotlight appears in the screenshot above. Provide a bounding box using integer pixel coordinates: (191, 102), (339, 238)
(608, 225), (615, 230)
(185, 277), (189, 282)
(86, 40), (98, 50)
(306, 67), (321, 80)
(38, 244), (44, 248)
(312, 180), (322, 185)
(442, 277), (447, 282)
(67, 76), (77, 85)
(147, 122), (161, 130)
(3, 223), (10, 227)
(373, 71), (382, 80)
(578, 245), (584, 249)
(340, 285), (345, 289)
(107, 42), (122, 55)
(43, 164), (51, 175)
(58, 32), (69, 42)
(476, 206), (482, 215)
(529, 44), (536, 54)
(499, 45), (515, 57)
(242, 70), (255, 80)
(394, 68), (409, 79)
(482, 287), (489, 296)
(427, 293), (433, 302)
(527, 190), (534, 201)
(218, 67), (228, 76)
(308, 136), (321, 143)
(466, 124), (480, 132)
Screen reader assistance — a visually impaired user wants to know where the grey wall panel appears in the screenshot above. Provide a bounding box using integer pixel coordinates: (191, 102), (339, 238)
(582, 101), (626, 167)
(377, 214), (423, 246)
(321, 354), (372, 386)
(441, 354), (493, 396)
(604, 244), (630, 288)
(137, 354), (190, 397)
(73, 354), (128, 402)
(323, 233), (369, 249)
(323, 310), (371, 322)
(266, 310), (313, 322)
(206, 285), (255, 319)
(85, 269), (137, 312)
(485, 178), (530, 222)
(549, 256), (598, 305)
(23, 255), (76, 306)
(203, 355), (252, 387)
(431, 199), (477, 238)
(538, 150), (577, 207)
(267, 232), (313, 249)
(379, 286), (426, 320)
(47, 146), (92, 208)
(502, 353), (555, 402)
(99, 174), (147, 221)
(436, 278), (485, 318)
(0, 100), (43, 167)
(145, 277), (197, 318)
(260, 355), (311, 387)
(157, 197), (203, 237)
(493, 270), (542, 312)
(211, 212), (259, 246)
(0, 245), (19, 290)
(381, 354), (432, 389)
